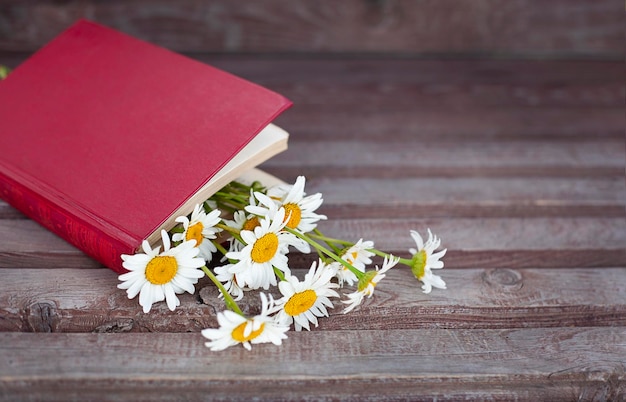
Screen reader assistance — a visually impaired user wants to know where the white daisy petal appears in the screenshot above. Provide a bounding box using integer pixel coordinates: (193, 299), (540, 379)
(224, 209), (298, 290)
(118, 230), (206, 313)
(275, 260), (339, 331)
(201, 293), (289, 351)
(164, 285), (180, 311)
(125, 276), (147, 299)
(171, 204), (222, 261)
(246, 176), (326, 236)
(341, 255), (399, 314)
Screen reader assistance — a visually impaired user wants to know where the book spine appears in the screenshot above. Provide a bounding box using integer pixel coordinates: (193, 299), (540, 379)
(0, 170), (133, 274)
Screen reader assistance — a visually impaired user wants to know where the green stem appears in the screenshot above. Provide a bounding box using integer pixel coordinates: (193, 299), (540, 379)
(213, 240), (230, 258)
(213, 191), (248, 204)
(201, 266), (244, 316)
(310, 232), (411, 267)
(313, 229), (342, 254)
(284, 227), (364, 279)
(216, 223), (242, 240)
(211, 195), (247, 211)
(229, 180), (262, 193)
(273, 267), (286, 281)
(212, 202), (238, 215)
(309, 232), (355, 247)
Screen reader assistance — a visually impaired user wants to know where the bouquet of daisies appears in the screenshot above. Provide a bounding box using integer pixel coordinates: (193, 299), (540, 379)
(0, 64), (446, 351)
(117, 176), (447, 351)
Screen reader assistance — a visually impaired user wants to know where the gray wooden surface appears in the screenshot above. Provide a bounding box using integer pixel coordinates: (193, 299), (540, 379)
(0, 0), (622, 57)
(0, 2), (624, 400)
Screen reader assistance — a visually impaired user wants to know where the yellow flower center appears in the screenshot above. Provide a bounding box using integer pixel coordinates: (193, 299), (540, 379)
(231, 321), (265, 343)
(283, 203), (302, 229)
(185, 222), (204, 245)
(242, 216), (260, 231)
(145, 256), (178, 285)
(346, 251), (358, 265)
(284, 289), (317, 316)
(250, 233), (279, 263)
(411, 250), (427, 280)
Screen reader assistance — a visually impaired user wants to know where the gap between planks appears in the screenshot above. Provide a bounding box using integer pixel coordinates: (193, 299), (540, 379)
(1, 267), (623, 333)
(0, 327), (624, 401)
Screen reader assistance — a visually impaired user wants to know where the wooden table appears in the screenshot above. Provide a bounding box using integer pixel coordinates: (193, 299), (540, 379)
(1, 55), (624, 400)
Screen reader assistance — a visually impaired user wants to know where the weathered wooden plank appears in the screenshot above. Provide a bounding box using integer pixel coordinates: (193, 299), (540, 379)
(0, 328), (624, 401)
(2, 55), (622, 140)
(1, 217), (623, 268)
(264, 139), (625, 179)
(275, 86), (623, 112)
(210, 58), (624, 88)
(320, 217), (626, 268)
(0, 267), (623, 333)
(0, 0), (621, 57)
(272, 108), (625, 144)
(310, 177), (626, 218)
(3, 176), (624, 219)
(4, 56), (622, 98)
(260, 81), (624, 113)
(215, 62), (624, 112)
(266, 139), (625, 176)
(219, 59), (624, 140)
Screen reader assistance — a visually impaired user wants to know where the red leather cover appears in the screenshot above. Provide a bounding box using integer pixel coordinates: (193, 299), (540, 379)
(0, 20), (292, 273)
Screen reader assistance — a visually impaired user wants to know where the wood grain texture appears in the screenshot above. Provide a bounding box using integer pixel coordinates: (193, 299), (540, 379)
(3, 175), (625, 219)
(1, 328), (624, 401)
(11, 56), (612, 112)
(1, 216), (624, 269)
(4, 57), (623, 103)
(312, 177), (626, 218)
(0, 267), (624, 333)
(265, 138), (625, 179)
(0, 0), (622, 57)
(0, 48), (624, 399)
(210, 58), (626, 141)
(2, 56), (622, 140)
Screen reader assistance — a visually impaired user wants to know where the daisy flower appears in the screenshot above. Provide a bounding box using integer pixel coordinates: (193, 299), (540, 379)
(221, 209), (264, 254)
(275, 260), (340, 331)
(226, 208), (300, 290)
(223, 209), (262, 233)
(334, 239), (375, 287)
(201, 293), (289, 351)
(172, 204), (222, 262)
(214, 263), (245, 301)
(220, 191), (269, 255)
(244, 191), (312, 254)
(118, 230), (205, 313)
(342, 255), (399, 314)
(265, 182), (292, 201)
(409, 229), (447, 294)
(247, 176), (326, 234)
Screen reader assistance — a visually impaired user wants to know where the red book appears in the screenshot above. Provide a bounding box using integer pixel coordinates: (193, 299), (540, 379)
(0, 19), (292, 273)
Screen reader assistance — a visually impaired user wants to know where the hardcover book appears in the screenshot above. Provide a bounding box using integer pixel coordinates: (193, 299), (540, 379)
(0, 19), (292, 273)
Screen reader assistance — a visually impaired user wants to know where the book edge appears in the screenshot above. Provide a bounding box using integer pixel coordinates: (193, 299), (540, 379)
(0, 163), (140, 273)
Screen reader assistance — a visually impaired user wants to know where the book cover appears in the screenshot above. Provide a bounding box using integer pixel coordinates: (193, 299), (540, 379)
(0, 19), (292, 273)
